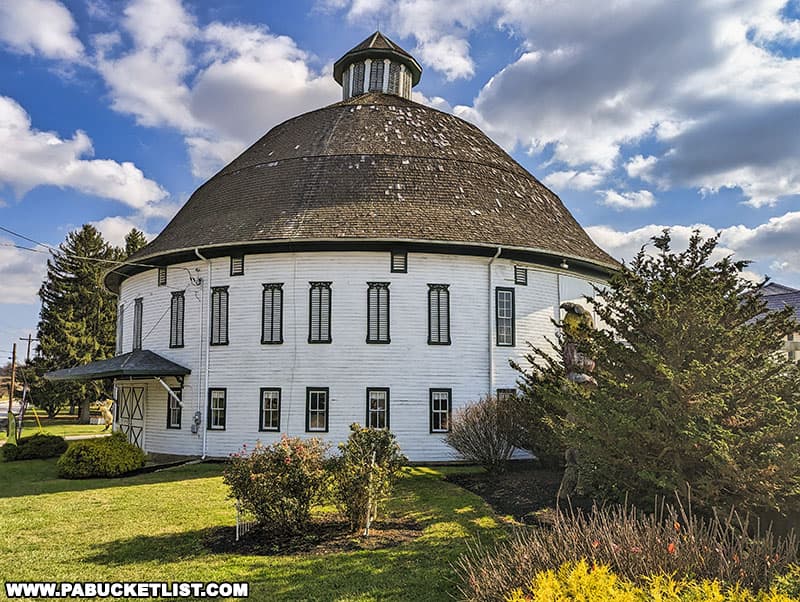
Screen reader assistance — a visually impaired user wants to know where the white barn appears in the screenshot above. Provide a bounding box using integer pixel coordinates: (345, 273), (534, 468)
(48, 33), (618, 462)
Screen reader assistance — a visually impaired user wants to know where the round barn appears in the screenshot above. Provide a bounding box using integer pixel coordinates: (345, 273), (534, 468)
(48, 33), (617, 461)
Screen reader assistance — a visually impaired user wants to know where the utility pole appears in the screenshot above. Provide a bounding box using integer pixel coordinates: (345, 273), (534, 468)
(7, 343), (16, 437)
(19, 334), (38, 364)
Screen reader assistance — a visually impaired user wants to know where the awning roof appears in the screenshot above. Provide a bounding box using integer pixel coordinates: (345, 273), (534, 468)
(45, 350), (191, 382)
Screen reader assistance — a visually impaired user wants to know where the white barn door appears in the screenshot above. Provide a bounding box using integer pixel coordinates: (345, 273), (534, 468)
(117, 385), (146, 449)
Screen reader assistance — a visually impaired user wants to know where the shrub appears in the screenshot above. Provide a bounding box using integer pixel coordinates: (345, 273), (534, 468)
(223, 436), (328, 536)
(455, 498), (799, 601)
(329, 424), (406, 533)
(57, 432), (146, 478)
(506, 561), (800, 602)
(2, 433), (67, 461)
(445, 395), (515, 472)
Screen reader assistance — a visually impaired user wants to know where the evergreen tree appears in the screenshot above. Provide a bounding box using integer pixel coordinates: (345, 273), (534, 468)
(515, 231), (800, 512)
(35, 225), (119, 422)
(124, 228), (148, 256)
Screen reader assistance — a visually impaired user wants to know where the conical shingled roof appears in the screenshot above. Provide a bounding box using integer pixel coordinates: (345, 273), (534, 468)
(118, 91), (617, 288)
(333, 31), (422, 86)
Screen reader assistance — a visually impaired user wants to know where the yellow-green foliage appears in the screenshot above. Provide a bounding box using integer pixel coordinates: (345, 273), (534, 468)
(505, 562), (800, 602)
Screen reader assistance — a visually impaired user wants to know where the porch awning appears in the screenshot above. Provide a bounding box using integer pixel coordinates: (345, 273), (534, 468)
(44, 350), (191, 382)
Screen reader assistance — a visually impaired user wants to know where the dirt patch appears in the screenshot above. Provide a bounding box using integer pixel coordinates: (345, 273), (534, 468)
(446, 461), (593, 525)
(204, 516), (423, 556)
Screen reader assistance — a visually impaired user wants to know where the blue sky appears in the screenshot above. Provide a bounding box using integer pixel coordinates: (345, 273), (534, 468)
(1, 0), (799, 354)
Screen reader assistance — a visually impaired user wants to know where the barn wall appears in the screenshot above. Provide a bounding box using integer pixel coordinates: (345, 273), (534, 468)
(116, 251), (601, 461)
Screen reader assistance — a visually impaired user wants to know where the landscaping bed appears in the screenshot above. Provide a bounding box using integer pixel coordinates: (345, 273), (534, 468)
(446, 460), (593, 524)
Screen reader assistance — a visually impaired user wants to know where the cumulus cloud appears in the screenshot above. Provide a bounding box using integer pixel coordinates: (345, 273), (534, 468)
(94, 0), (341, 178)
(599, 189), (656, 211)
(326, 0), (800, 207)
(0, 239), (48, 304)
(587, 210), (800, 284)
(0, 0), (84, 60)
(0, 96), (167, 209)
(92, 216), (153, 248)
(543, 169), (606, 191)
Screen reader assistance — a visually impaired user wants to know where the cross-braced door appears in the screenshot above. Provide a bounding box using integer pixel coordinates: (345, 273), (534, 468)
(117, 385), (146, 449)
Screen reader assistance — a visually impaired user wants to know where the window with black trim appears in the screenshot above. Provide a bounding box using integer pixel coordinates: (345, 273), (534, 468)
(428, 284), (451, 345)
(158, 267), (167, 286)
(208, 388), (226, 430)
(306, 388), (329, 432)
(167, 388), (182, 429)
(497, 388), (516, 403)
(170, 291), (184, 348)
(430, 389), (451, 433)
(133, 297), (143, 351)
(496, 287), (515, 346)
(230, 254), (244, 276)
(116, 304), (124, 355)
(367, 282), (390, 343)
(366, 388), (389, 429)
(262, 283), (283, 344)
(210, 286), (229, 345)
(308, 282), (332, 343)
(259, 388), (281, 431)
(514, 266), (528, 285)
(390, 250), (407, 273)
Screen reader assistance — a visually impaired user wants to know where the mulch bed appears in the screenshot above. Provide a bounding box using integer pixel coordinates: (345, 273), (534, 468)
(446, 461), (593, 525)
(205, 516), (422, 556)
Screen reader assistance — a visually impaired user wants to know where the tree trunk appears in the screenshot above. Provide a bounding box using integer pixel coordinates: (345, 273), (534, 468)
(77, 398), (91, 424)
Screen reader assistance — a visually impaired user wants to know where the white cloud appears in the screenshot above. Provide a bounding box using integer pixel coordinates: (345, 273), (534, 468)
(625, 155), (658, 180)
(94, 0), (341, 178)
(587, 210), (800, 284)
(0, 96), (167, 209)
(0, 239), (48, 304)
(543, 169), (605, 191)
(91, 216), (153, 248)
(0, 0), (84, 60)
(599, 189), (656, 211)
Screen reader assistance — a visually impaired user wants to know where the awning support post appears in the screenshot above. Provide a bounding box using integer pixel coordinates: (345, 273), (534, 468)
(156, 377), (183, 407)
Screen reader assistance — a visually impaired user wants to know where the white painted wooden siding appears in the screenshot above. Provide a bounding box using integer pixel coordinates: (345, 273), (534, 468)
(117, 251), (600, 462)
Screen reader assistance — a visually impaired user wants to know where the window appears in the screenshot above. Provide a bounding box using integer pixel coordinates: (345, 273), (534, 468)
(133, 298), (143, 351)
(259, 388), (281, 431)
(352, 62), (365, 95)
(230, 254), (244, 276)
(496, 287), (515, 346)
(369, 59), (384, 91)
(366, 388), (389, 429)
(167, 388), (182, 429)
(430, 389), (451, 433)
(308, 282), (332, 343)
(367, 282), (390, 343)
(514, 266), (528, 285)
(207, 388), (226, 430)
(497, 388), (516, 402)
(391, 250), (407, 273)
(428, 284), (451, 345)
(170, 291), (184, 348)
(210, 286), (229, 345)
(261, 283), (283, 344)
(116, 304), (124, 355)
(306, 388), (329, 432)
(158, 267), (167, 287)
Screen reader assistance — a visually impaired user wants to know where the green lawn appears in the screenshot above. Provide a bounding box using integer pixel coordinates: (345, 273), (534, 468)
(0, 459), (502, 601)
(1, 416), (107, 442)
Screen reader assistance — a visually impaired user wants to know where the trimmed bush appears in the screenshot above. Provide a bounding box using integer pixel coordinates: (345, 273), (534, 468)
(2, 433), (67, 461)
(57, 432), (146, 478)
(455, 499), (799, 601)
(506, 561), (800, 602)
(223, 436), (328, 536)
(445, 395), (515, 472)
(329, 424), (406, 532)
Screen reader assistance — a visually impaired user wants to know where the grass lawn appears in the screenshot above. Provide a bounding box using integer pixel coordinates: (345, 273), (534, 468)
(1, 415), (107, 442)
(0, 459), (503, 601)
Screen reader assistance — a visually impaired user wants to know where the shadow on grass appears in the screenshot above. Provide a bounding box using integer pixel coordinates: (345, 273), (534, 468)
(86, 528), (218, 566)
(0, 459), (222, 499)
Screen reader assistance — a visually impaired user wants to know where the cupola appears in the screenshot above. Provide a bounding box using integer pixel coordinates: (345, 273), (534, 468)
(332, 31), (422, 100)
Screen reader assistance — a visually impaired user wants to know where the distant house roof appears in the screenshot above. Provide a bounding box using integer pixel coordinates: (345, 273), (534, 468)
(763, 282), (799, 296)
(45, 350), (191, 382)
(763, 290), (800, 323)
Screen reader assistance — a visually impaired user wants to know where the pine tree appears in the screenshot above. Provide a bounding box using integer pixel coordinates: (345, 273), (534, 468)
(515, 231), (800, 512)
(124, 228), (148, 256)
(35, 225), (119, 422)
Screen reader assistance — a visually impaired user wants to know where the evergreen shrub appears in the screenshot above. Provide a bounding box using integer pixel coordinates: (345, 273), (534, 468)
(57, 432), (146, 478)
(2, 433), (67, 461)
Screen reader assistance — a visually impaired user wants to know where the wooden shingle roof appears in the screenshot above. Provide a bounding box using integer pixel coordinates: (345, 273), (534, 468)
(114, 92), (618, 290)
